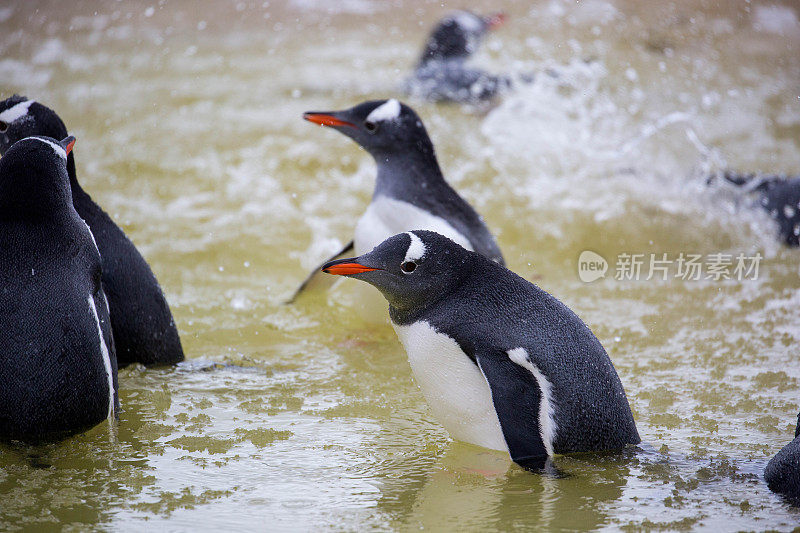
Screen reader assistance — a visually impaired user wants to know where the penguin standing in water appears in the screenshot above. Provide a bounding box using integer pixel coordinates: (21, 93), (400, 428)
(712, 171), (800, 247)
(404, 11), (510, 103)
(764, 412), (800, 503)
(0, 136), (118, 442)
(322, 231), (640, 468)
(0, 96), (184, 367)
(290, 99), (503, 301)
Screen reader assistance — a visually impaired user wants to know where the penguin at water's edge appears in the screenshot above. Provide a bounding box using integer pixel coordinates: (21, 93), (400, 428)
(0, 135), (118, 442)
(289, 99), (503, 302)
(322, 230), (640, 468)
(0, 95), (184, 367)
(709, 170), (800, 247)
(404, 10), (511, 103)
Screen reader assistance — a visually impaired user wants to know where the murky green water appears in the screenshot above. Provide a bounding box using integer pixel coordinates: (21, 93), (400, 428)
(2, 0), (800, 530)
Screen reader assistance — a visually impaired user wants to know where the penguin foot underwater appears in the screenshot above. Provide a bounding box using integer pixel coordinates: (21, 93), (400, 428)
(0, 136), (118, 442)
(289, 99), (503, 302)
(0, 95), (184, 367)
(764, 412), (800, 504)
(322, 231), (640, 468)
(404, 10), (511, 104)
(709, 170), (800, 247)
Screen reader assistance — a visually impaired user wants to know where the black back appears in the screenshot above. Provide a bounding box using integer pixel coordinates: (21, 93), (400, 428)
(764, 411), (800, 503)
(0, 136), (118, 442)
(0, 96), (184, 367)
(719, 171), (800, 247)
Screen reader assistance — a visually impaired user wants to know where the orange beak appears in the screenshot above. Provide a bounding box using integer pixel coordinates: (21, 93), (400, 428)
(64, 138), (76, 156)
(303, 113), (356, 128)
(487, 12), (506, 30)
(322, 262), (379, 276)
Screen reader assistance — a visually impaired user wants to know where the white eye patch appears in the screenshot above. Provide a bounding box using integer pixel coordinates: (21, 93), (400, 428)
(0, 99), (35, 123)
(404, 231), (426, 263)
(452, 11), (483, 32)
(31, 137), (67, 161)
(366, 99), (401, 123)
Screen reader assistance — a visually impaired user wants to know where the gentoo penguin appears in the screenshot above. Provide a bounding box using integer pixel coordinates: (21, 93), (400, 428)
(322, 231), (640, 468)
(291, 99), (503, 301)
(0, 136), (118, 442)
(764, 412), (800, 503)
(404, 11), (510, 103)
(0, 96), (184, 367)
(711, 171), (800, 247)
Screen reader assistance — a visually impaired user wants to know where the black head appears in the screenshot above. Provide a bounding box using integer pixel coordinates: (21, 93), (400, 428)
(0, 96), (69, 157)
(321, 230), (472, 314)
(303, 99), (436, 161)
(0, 135), (76, 220)
(419, 10), (505, 65)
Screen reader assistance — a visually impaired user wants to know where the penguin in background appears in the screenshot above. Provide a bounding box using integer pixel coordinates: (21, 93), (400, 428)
(404, 10), (511, 103)
(322, 231), (640, 468)
(764, 411), (800, 503)
(709, 170), (800, 247)
(0, 95), (184, 367)
(0, 135), (118, 442)
(290, 99), (504, 302)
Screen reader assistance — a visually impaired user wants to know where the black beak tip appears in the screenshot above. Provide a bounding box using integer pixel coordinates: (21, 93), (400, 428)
(59, 135), (76, 149)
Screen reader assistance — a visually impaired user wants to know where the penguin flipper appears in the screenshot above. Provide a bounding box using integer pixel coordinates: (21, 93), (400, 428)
(285, 240), (355, 304)
(475, 348), (550, 468)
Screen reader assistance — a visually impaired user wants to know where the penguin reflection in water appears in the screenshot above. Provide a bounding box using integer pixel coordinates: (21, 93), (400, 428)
(322, 231), (640, 468)
(290, 99), (503, 302)
(0, 136), (118, 442)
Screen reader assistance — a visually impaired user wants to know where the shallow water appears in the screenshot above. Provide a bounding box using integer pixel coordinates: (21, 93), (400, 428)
(1, 0), (800, 530)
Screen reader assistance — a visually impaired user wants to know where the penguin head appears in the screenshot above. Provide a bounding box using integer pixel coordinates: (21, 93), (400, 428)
(0, 96), (69, 158)
(304, 99), (435, 160)
(322, 230), (470, 312)
(419, 10), (505, 65)
(0, 135), (76, 220)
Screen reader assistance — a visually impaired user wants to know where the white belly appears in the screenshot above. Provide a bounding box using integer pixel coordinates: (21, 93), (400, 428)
(354, 196), (473, 255)
(393, 320), (508, 452)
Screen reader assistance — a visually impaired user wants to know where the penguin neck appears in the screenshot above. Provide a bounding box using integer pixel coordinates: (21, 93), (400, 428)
(388, 303), (426, 327)
(66, 153), (84, 193)
(372, 145), (447, 202)
(0, 173), (73, 223)
(65, 153), (96, 212)
(418, 54), (465, 70)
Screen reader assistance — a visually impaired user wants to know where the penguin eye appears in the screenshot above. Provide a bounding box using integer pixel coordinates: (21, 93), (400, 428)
(400, 261), (417, 273)
(0, 121), (7, 133)
(364, 120), (378, 134)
